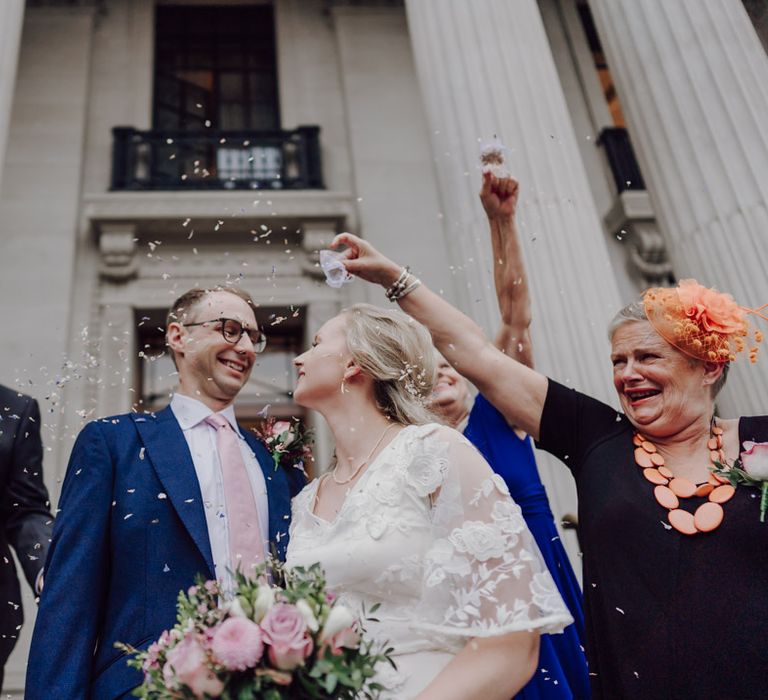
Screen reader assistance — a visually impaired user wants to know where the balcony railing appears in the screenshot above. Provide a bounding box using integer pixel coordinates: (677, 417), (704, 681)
(111, 126), (323, 191)
(597, 127), (646, 193)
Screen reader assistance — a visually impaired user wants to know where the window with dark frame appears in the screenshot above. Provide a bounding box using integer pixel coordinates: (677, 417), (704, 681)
(576, 0), (645, 193)
(111, 5), (322, 191)
(154, 4), (280, 132)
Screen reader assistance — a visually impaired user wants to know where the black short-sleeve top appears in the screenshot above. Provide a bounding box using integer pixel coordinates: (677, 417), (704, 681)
(537, 379), (768, 700)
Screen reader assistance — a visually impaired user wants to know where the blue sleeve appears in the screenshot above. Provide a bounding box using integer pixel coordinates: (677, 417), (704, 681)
(25, 421), (114, 699)
(464, 393), (495, 464)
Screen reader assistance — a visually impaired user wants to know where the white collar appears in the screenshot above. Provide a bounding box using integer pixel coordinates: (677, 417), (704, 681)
(170, 393), (243, 438)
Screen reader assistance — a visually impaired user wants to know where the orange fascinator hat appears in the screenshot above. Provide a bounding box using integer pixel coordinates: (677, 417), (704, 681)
(643, 279), (768, 364)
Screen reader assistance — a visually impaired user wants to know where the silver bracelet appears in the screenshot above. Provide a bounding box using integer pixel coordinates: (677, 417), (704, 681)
(385, 266), (411, 300)
(387, 273), (421, 301)
(397, 277), (422, 300)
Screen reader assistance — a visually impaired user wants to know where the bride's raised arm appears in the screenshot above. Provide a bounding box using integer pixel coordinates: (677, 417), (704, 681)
(330, 232), (548, 439)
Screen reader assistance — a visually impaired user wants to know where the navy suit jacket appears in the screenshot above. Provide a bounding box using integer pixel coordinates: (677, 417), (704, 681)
(25, 406), (303, 699)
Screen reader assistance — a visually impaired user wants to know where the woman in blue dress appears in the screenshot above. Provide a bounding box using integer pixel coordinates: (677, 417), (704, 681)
(429, 173), (589, 700)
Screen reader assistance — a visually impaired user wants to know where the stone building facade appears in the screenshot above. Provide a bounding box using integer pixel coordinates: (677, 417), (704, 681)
(1, 0), (766, 693)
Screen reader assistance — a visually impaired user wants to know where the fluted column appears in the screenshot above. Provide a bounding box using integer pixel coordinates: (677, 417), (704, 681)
(589, 0), (768, 416)
(405, 0), (622, 401)
(405, 0), (623, 569)
(0, 0), (24, 192)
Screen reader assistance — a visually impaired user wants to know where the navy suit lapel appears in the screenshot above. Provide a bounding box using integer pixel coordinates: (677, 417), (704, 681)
(242, 431), (291, 560)
(133, 407), (215, 577)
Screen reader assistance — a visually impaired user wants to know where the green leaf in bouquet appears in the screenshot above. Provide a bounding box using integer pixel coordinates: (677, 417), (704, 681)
(236, 685), (257, 700)
(324, 673), (339, 694)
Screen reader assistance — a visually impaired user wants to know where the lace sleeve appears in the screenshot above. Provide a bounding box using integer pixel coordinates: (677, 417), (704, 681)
(411, 425), (573, 639)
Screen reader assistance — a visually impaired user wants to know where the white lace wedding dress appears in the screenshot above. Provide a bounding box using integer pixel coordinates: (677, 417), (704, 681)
(286, 423), (573, 698)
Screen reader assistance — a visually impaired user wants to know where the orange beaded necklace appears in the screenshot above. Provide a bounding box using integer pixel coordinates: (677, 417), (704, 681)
(633, 426), (735, 535)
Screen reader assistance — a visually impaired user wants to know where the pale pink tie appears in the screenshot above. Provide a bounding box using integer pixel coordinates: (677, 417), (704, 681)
(205, 414), (265, 576)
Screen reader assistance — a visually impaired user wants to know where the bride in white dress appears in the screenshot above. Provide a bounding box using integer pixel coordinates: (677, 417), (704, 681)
(286, 304), (572, 699)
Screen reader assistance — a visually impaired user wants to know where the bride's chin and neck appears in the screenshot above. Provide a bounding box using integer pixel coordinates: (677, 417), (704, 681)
(295, 370), (401, 474)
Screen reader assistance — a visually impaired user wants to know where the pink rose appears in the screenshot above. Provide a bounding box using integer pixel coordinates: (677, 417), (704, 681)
(211, 617), (264, 671)
(164, 634), (223, 698)
(260, 603), (313, 671)
(272, 420), (292, 434)
(741, 441), (768, 481)
(272, 420), (297, 449)
(677, 279), (746, 335)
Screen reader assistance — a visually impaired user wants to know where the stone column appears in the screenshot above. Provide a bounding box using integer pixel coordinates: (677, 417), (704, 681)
(405, 0), (623, 569)
(589, 0), (768, 416)
(405, 0), (622, 402)
(0, 0), (24, 192)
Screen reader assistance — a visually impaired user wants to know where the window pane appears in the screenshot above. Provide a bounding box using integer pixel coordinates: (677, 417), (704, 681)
(154, 5), (279, 131)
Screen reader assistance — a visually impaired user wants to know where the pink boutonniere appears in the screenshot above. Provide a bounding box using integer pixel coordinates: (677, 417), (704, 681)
(253, 416), (314, 474)
(712, 441), (768, 522)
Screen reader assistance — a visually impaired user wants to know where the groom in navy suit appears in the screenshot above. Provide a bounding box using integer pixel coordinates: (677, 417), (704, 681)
(26, 286), (304, 699)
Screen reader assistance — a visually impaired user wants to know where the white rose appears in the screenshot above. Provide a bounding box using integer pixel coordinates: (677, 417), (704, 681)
(449, 521), (506, 562)
(295, 598), (319, 633)
(228, 596), (250, 619)
(406, 453), (446, 497)
(251, 584), (275, 623)
(319, 605), (356, 644)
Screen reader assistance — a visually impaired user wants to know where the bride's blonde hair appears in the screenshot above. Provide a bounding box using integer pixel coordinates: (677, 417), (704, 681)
(343, 303), (437, 425)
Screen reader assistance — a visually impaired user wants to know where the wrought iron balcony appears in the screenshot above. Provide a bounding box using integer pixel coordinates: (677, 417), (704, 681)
(597, 127), (646, 193)
(110, 126), (323, 191)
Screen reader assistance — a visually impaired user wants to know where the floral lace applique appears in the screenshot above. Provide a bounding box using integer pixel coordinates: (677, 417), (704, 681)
(403, 430), (449, 497)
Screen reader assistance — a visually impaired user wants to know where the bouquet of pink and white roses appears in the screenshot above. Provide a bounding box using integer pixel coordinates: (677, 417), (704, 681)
(119, 563), (394, 699)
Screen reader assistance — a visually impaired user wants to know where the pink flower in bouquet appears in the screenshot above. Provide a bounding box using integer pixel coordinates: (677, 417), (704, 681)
(142, 640), (162, 674)
(211, 617), (264, 671)
(319, 605), (360, 654)
(741, 442), (768, 481)
(164, 634), (223, 698)
(260, 603), (313, 671)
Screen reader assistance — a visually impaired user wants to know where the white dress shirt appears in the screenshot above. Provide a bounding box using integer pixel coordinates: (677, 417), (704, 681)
(170, 393), (270, 589)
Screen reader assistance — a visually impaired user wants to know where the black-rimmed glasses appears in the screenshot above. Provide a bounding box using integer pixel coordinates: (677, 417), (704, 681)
(184, 318), (267, 353)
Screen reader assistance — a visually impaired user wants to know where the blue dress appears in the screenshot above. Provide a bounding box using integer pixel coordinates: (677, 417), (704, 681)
(464, 394), (590, 700)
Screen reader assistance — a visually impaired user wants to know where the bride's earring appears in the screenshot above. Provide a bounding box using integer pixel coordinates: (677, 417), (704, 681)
(340, 378), (347, 394)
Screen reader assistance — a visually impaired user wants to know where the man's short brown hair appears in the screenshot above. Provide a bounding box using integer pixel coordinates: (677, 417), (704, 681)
(165, 286), (257, 366)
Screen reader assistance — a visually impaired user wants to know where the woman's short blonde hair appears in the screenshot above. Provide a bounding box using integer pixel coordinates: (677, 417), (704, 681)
(343, 303), (437, 425)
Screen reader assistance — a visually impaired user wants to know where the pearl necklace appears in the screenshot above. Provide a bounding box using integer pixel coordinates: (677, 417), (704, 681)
(633, 425), (735, 535)
(331, 423), (398, 485)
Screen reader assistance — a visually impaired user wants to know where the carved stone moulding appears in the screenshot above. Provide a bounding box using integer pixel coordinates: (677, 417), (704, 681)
(604, 190), (673, 287)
